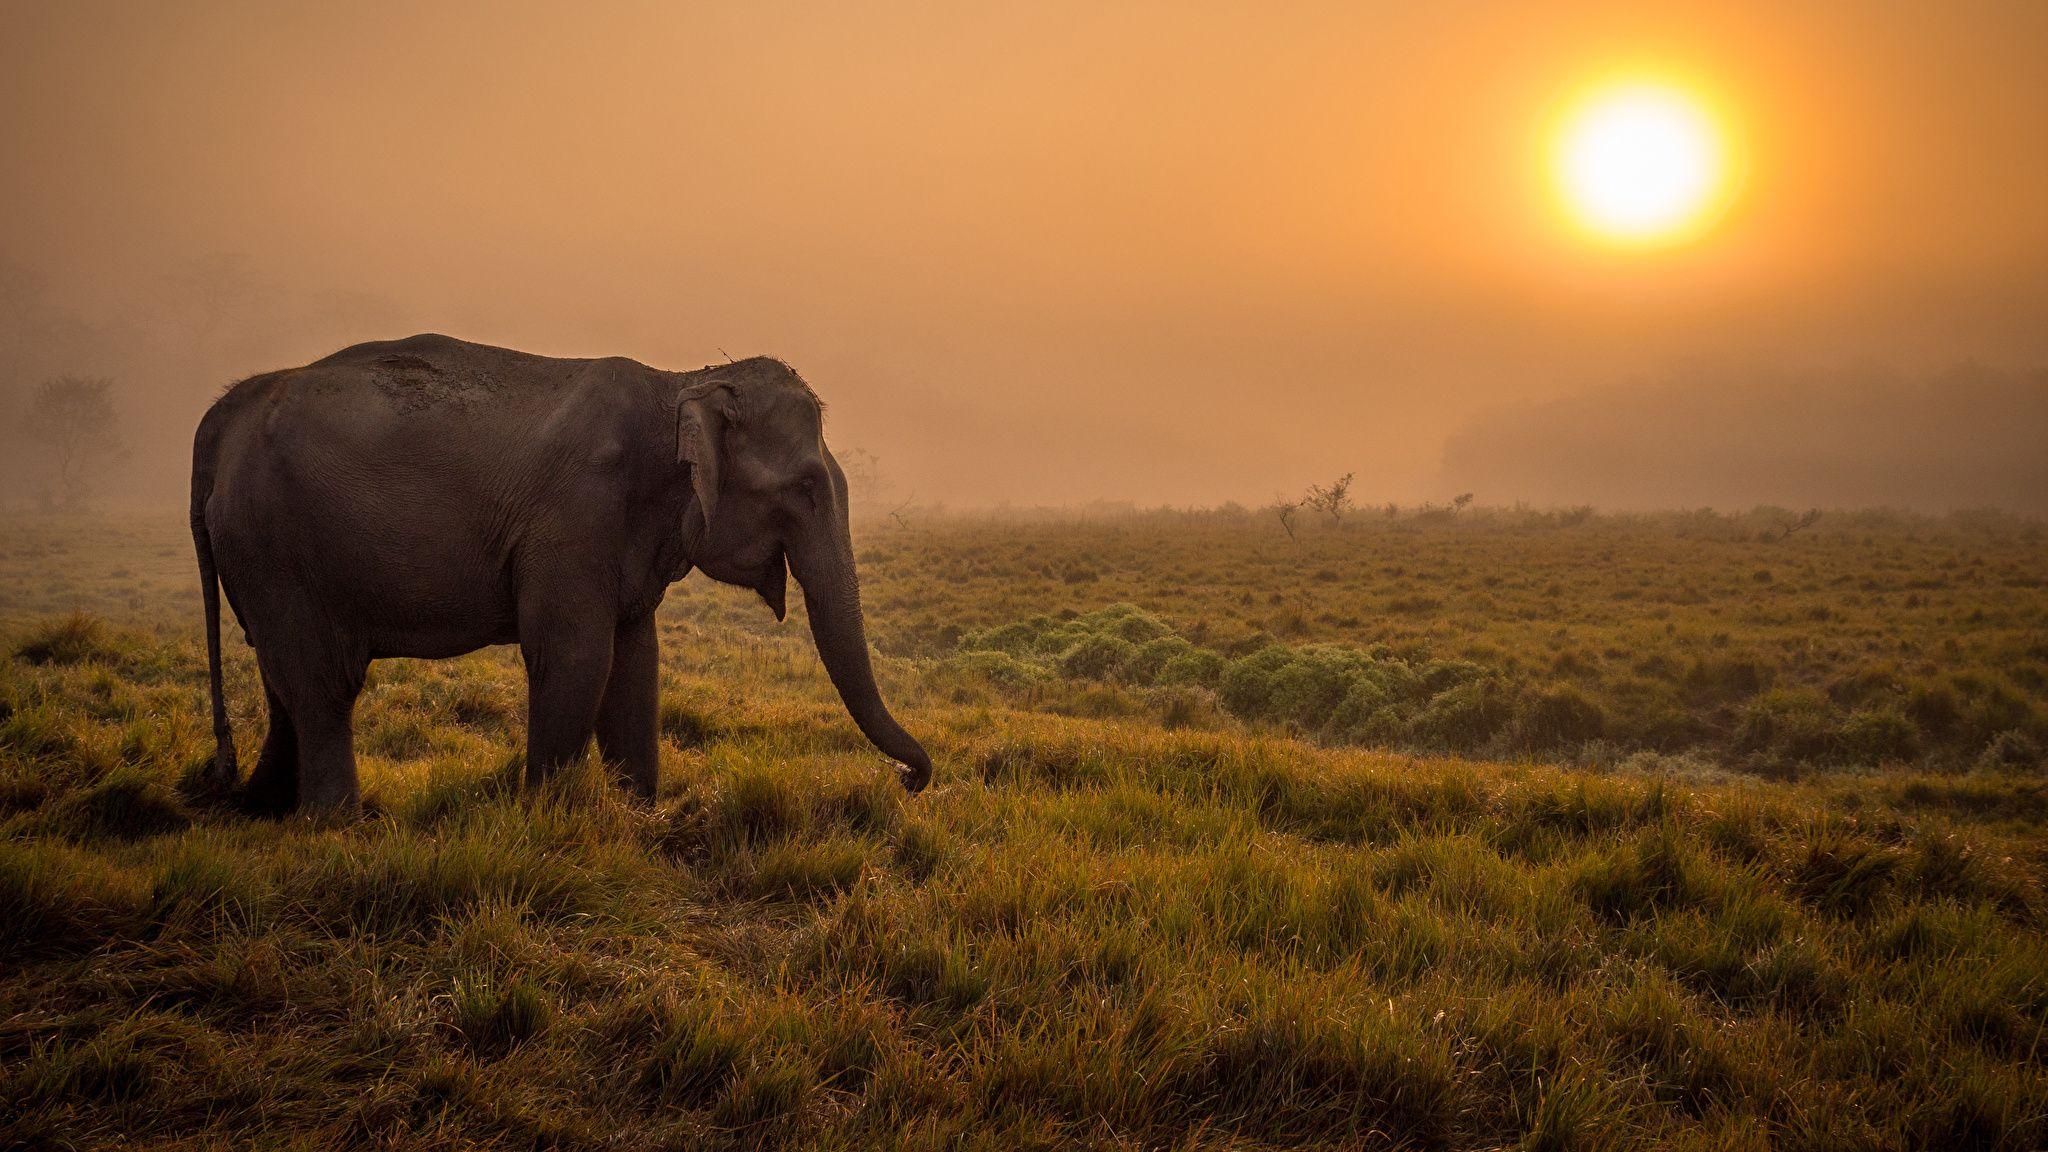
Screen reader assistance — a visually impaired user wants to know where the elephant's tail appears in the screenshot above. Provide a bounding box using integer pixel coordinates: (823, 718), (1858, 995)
(191, 448), (237, 789)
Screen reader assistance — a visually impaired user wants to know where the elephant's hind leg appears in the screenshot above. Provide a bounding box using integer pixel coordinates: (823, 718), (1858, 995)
(260, 640), (368, 813)
(595, 613), (660, 801)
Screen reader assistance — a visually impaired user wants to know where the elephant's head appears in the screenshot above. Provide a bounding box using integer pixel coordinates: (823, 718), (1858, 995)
(674, 357), (931, 792)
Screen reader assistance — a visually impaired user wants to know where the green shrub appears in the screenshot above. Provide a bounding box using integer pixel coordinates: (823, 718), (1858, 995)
(1837, 708), (1920, 765)
(1156, 648), (1226, 688)
(1059, 634), (1135, 681)
(962, 618), (1047, 656)
(1123, 635), (1193, 685)
(1219, 646), (1297, 718)
(1326, 677), (1396, 742)
(1264, 648), (1368, 729)
(1407, 678), (1517, 753)
(1736, 690), (1841, 762)
(1976, 729), (2042, 773)
(949, 650), (1040, 691)
(1513, 687), (1608, 753)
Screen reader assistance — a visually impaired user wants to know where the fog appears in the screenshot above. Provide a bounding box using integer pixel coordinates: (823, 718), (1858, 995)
(1443, 364), (2048, 513)
(2, 1), (2045, 511)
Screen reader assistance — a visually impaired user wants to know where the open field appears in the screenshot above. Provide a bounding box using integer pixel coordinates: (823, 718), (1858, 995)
(3, 509), (2046, 1149)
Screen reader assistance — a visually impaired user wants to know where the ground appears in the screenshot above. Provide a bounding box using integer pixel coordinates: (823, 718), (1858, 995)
(1, 508), (2044, 1150)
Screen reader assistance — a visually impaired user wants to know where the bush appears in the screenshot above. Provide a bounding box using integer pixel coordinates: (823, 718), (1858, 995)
(963, 619), (1048, 656)
(1977, 730), (2042, 773)
(1837, 708), (1920, 765)
(949, 650), (1041, 691)
(1407, 678), (1517, 753)
(1156, 648), (1226, 689)
(1736, 690), (1841, 763)
(1059, 634), (1135, 681)
(1326, 678), (1396, 743)
(1513, 687), (1608, 753)
(1264, 648), (1370, 729)
(1123, 635), (1193, 686)
(1219, 647), (1297, 718)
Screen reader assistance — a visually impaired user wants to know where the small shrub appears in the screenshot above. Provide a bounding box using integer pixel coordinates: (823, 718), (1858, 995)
(948, 650), (1040, 691)
(1513, 687), (1608, 753)
(1059, 633), (1135, 681)
(1156, 647), (1227, 688)
(1407, 678), (1517, 753)
(1976, 729), (2042, 773)
(1219, 646), (1297, 719)
(1837, 708), (1920, 765)
(1123, 635), (1193, 685)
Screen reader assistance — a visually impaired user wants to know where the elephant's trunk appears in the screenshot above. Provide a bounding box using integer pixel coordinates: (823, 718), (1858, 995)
(789, 524), (932, 792)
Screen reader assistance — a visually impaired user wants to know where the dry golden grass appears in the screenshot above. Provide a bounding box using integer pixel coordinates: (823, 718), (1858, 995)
(2, 508), (2045, 1149)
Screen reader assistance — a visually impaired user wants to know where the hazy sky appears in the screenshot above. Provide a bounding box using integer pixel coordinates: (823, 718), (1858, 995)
(3, 1), (2045, 507)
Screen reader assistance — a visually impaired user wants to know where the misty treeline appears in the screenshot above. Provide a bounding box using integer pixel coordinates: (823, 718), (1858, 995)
(0, 253), (406, 511)
(1441, 363), (2048, 515)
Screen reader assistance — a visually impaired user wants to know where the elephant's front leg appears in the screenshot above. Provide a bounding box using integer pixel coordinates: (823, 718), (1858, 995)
(520, 610), (615, 789)
(595, 613), (660, 801)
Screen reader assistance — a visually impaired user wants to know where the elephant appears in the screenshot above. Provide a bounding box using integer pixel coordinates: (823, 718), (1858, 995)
(190, 334), (931, 812)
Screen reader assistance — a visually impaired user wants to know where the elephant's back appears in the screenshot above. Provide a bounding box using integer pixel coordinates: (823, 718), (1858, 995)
(295, 333), (596, 422)
(198, 332), (661, 544)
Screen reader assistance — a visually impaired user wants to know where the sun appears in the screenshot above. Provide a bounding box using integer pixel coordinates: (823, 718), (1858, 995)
(1552, 82), (1729, 244)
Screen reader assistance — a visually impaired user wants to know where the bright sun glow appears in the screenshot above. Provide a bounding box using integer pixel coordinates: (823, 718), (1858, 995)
(1554, 83), (1727, 243)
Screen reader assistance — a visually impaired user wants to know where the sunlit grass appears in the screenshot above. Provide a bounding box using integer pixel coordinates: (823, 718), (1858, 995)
(1, 508), (2045, 1148)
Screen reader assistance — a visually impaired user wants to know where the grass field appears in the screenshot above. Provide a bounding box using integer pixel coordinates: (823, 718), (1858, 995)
(3, 508), (2046, 1149)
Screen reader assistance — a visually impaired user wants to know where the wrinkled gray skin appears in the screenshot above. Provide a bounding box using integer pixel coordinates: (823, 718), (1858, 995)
(191, 334), (930, 813)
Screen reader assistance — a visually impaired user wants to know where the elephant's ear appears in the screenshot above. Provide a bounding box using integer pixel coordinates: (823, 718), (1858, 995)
(676, 385), (735, 533)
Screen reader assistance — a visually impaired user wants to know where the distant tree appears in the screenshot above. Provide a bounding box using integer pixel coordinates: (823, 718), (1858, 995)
(1452, 492), (1474, 515)
(837, 445), (894, 512)
(23, 376), (123, 510)
(1768, 508), (1822, 542)
(1305, 473), (1354, 525)
(1274, 498), (1300, 542)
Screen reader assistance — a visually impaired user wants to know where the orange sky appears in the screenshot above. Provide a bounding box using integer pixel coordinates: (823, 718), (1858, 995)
(2, 1), (2044, 506)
